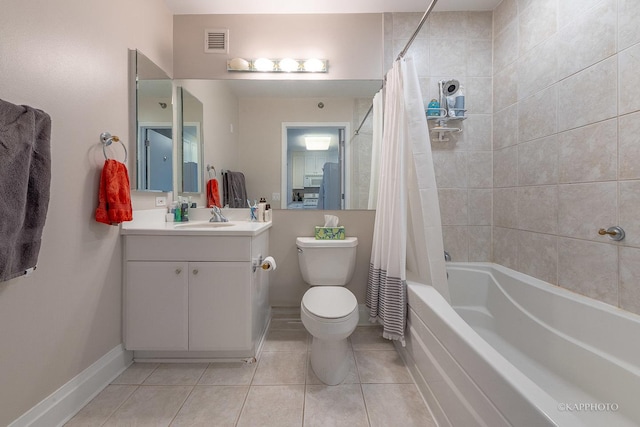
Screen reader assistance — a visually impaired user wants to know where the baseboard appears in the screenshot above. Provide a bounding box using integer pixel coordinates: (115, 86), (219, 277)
(9, 344), (133, 427)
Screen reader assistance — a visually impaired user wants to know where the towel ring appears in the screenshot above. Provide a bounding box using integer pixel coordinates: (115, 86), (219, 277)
(207, 164), (216, 178)
(100, 132), (127, 162)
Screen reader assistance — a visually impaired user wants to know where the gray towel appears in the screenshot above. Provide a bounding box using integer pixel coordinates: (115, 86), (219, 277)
(222, 171), (248, 208)
(0, 98), (52, 282)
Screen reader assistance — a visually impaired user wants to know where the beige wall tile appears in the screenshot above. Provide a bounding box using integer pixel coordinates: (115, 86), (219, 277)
(619, 246), (640, 315)
(494, 188), (518, 228)
(619, 111), (640, 179)
(494, 21), (519, 72)
(433, 151), (467, 188)
(557, 238), (618, 305)
(518, 85), (557, 143)
(558, 182), (617, 241)
(517, 231), (558, 284)
(468, 152), (493, 188)
(518, 135), (558, 186)
(469, 226), (492, 261)
(438, 189), (469, 226)
(556, 0), (616, 80)
(619, 180), (640, 248)
(618, 43), (640, 116)
(465, 11), (493, 40)
(467, 77), (493, 114)
(518, 0), (557, 55)
(494, 145), (518, 187)
(517, 185), (558, 233)
(517, 36), (557, 100)
(469, 189), (493, 225)
(558, 56), (617, 132)
(558, 119), (617, 183)
(468, 40), (493, 77)
(393, 12), (429, 40)
(493, 103), (518, 149)
(442, 226), (469, 262)
(494, 61), (518, 113)
(557, 0), (604, 28)
(619, 0), (640, 50)
(493, 227), (519, 268)
(493, 0), (517, 37)
(429, 12), (466, 39)
(430, 39), (467, 77)
(463, 114), (493, 151)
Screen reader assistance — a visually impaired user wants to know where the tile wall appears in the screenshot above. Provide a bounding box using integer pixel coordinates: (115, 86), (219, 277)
(385, 11), (494, 262)
(492, 0), (640, 315)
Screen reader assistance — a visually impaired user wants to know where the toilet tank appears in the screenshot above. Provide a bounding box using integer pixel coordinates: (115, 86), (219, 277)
(296, 237), (358, 286)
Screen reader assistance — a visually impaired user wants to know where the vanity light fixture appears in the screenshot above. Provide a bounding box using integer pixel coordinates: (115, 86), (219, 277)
(305, 136), (331, 151)
(227, 57), (328, 73)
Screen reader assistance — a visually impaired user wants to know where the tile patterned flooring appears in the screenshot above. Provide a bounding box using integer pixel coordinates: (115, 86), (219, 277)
(65, 315), (436, 426)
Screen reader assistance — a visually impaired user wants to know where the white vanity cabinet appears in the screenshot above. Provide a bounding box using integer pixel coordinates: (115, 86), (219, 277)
(122, 229), (269, 359)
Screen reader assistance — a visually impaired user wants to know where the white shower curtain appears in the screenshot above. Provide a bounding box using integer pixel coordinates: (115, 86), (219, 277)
(367, 57), (449, 344)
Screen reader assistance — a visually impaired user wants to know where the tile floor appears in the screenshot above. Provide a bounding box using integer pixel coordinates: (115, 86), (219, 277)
(65, 314), (436, 426)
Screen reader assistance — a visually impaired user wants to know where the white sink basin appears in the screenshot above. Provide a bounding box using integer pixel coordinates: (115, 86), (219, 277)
(174, 221), (235, 229)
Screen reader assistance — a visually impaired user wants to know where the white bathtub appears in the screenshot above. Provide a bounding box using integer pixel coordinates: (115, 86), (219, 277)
(398, 262), (640, 427)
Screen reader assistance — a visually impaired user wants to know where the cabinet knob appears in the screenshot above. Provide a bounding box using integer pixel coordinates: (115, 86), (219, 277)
(175, 268), (182, 274)
(192, 269), (199, 275)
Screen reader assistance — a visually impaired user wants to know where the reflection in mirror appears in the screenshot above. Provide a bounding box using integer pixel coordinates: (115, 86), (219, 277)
(177, 87), (204, 194)
(285, 125), (345, 210)
(130, 49), (173, 191)
(164, 79), (380, 209)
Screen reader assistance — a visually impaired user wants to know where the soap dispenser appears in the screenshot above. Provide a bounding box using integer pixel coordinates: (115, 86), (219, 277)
(258, 197), (267, 222)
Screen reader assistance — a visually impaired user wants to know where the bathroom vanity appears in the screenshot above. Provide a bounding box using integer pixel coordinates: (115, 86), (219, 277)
(120, 209), (271, 361)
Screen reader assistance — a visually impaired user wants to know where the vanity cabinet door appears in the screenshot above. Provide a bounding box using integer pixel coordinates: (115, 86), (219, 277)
(188, 262), (251, 351)
(124, 261), (189, 351)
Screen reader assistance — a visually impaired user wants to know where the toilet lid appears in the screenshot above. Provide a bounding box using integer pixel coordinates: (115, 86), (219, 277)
(302, 287), (357, 319)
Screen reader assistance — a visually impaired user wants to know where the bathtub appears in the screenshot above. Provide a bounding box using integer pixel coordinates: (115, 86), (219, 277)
(398, 262), (640, 427)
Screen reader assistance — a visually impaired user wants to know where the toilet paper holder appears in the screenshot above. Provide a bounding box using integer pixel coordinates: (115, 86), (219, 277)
(252, 255), (276, 272)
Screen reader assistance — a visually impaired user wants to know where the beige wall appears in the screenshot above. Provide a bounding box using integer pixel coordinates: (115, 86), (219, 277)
(0, 1), (172, 424)
(173, 14), (384, 80)
(492, 0), (640, 315)
(269, 210), (376, 306)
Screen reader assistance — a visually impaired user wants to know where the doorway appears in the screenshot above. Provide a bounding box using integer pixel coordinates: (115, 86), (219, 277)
(281, 122), (350, 210)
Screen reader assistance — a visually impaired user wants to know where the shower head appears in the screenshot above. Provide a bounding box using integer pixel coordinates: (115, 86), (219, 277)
(443, 79), (460, 96)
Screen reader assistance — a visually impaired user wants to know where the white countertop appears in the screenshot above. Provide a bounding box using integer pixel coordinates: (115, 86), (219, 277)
(121, 208), (272, 237)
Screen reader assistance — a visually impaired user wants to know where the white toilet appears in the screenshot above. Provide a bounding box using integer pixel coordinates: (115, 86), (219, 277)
(297, 236), (359, 385)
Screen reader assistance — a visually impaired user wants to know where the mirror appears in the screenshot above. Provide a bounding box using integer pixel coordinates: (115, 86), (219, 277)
(175, 79), (380, 209)
(176, 87), (204, 194)
(129, 49), (173, 192)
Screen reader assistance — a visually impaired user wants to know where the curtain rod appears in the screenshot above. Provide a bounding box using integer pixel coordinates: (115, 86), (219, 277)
(354, 0), (439, 136)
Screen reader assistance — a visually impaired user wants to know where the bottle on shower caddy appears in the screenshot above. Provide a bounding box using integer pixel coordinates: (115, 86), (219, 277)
(454, 85), (465, 117)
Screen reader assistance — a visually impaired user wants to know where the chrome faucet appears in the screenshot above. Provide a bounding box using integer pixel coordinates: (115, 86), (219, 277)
(209, 206), (229, 222)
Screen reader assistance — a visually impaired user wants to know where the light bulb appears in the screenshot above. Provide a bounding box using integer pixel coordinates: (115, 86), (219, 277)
(253, 58), (275, 72)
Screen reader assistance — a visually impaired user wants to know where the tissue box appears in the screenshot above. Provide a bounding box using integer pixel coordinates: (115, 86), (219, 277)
(315, 226), (345, 240)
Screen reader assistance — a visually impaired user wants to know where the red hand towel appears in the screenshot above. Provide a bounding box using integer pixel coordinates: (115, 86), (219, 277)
(95, 159), (133, 225)
(207, 178), (221, 208)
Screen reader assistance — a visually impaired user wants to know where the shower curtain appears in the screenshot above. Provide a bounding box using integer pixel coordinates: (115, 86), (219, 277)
(367, 57), (450, 344)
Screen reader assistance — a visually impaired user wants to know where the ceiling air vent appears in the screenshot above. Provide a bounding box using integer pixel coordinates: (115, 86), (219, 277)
(204, 29), (229, 53)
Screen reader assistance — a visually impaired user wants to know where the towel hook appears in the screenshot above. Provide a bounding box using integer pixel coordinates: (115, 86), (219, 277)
(206, 164), (216, 178)
(100, 132), (127, 163)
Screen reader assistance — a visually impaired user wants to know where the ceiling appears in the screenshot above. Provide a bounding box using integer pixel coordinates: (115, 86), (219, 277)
(164, 0), (502, 15)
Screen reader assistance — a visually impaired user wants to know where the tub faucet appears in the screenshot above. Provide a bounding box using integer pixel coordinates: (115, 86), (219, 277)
(210, 206), (229, 222)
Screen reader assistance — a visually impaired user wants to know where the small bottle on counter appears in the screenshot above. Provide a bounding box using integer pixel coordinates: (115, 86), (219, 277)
(265, 203), (272, 222)
(258, 197), (267, 222)
(173, 201), (181, 222)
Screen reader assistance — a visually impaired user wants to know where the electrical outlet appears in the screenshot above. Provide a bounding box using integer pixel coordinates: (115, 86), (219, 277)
(155, 196), (167, 207)
(272, 193), (280, 201)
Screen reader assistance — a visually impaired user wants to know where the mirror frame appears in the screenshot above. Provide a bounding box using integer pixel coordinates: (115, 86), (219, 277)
(176, 86), (205, 195)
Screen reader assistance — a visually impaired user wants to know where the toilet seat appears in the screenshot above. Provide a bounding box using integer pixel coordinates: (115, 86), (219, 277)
(302, 286), (357, 321)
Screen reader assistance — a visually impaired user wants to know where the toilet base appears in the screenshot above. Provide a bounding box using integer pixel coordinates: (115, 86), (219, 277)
(309, 336), (350, 385)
